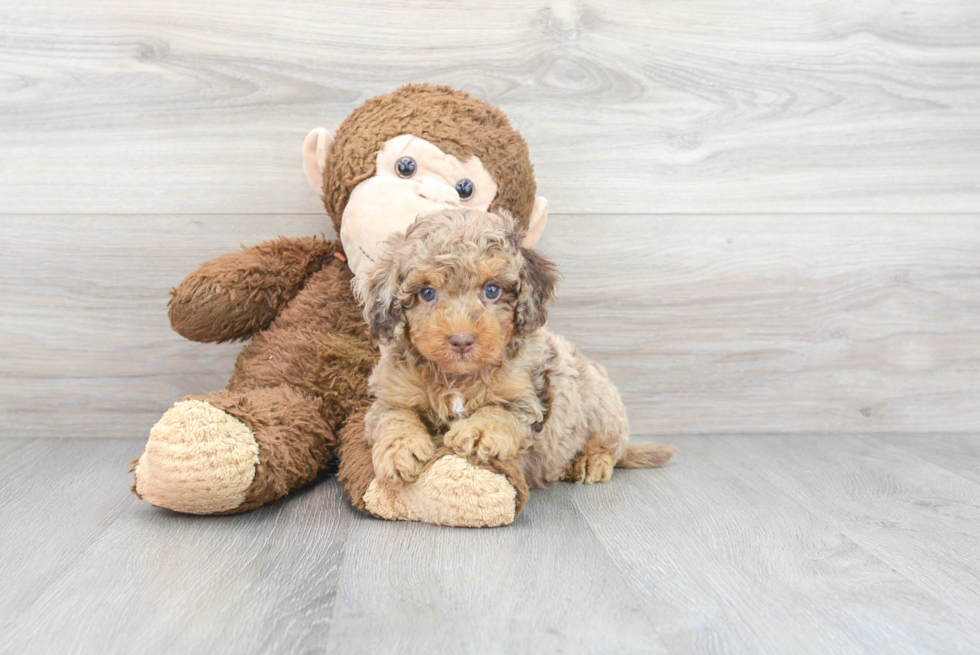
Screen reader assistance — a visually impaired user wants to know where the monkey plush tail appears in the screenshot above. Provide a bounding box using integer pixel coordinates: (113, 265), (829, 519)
(616, 442), (677, 469)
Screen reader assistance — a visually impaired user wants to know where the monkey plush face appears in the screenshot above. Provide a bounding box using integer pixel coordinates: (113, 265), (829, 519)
(302, 85), (548, 277)
(337, 134), (499, 276)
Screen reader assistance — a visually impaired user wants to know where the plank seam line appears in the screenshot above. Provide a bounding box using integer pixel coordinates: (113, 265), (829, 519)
(567, 492), (677, 654)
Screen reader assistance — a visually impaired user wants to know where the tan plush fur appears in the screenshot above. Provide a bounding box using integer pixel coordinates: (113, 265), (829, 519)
(362, 452), (517, 527)
(356, 209), (675, 488)
(133, 400), (260, 514)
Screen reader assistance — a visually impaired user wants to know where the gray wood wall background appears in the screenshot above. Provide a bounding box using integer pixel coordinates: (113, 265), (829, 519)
(1, 0), (978, 438)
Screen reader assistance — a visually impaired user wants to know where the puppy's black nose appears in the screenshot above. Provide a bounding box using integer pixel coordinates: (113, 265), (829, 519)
(448, 333), (476, 354)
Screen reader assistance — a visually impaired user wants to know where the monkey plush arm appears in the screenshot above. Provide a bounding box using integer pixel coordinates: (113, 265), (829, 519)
(168, 236), (338, 343)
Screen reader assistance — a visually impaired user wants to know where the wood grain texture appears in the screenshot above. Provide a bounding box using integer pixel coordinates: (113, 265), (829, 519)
(1, 0), (978, 215)
(0, 440), (141, 636)
(3, 214), (978, 437)
(325, 487), (670, 654)
(4, 1), (980, 651)
(0, 216), (328, 438)
(1, 439), (350, 655)
(726, 433), (980, 626)
(4, 436), (980, 654)
(573, 436), (980, 653)
(880, 433), (980, 484)
(541, 214), (980, 434)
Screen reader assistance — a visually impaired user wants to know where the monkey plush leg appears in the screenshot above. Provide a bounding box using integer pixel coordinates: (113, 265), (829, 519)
(338, 413), (529, 527)
(132, 385), (334, 515)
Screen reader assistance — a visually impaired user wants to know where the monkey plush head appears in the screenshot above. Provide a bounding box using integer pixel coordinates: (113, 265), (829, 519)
(303, 84), (548, 276)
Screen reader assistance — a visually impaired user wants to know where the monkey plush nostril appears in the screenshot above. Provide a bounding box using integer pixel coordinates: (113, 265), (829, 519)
(448, 333), (476, 354)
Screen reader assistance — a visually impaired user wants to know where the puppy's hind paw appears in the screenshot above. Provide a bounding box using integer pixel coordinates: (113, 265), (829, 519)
(563, 452), (616, 484)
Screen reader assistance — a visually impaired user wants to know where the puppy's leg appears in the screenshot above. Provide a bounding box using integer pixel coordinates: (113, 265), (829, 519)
(563, 451), (615, 484)
(561, 348), (634, 484)
(367, 406), (436, 484)
(445, 406), (529, 463)
(562, 434), (626, 485)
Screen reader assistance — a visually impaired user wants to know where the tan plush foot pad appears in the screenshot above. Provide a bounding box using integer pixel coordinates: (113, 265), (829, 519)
(133, 400), (260, 514)
(363, 454), (517, 527)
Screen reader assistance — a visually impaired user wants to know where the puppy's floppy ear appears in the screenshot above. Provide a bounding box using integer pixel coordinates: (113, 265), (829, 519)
(353, 248), (404, 340)
(515, 247), (560, 334)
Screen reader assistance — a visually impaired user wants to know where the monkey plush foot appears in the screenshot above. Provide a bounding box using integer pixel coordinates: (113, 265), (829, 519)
(132, 386), (335, 515)
(362, 450), (528, 528)
(132, 399), (261, 514)
(339, 416), (530, 528)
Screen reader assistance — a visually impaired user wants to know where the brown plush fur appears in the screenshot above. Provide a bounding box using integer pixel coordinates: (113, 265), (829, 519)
(139, 85), (540, 515)
(163, 243), (378, 509)
(356, 209), (675, 488)
(335, 411), (377, 513)
(169, 237), (339, 343)
(202, 386), (336, 513)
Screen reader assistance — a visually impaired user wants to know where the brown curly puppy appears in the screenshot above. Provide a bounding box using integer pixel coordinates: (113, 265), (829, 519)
(354, 208), (675, 489)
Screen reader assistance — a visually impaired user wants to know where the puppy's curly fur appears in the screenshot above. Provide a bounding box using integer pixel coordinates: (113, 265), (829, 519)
(355, 208), (675, 488)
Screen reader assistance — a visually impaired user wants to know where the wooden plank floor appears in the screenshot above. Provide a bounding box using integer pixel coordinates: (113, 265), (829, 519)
(2, 435), (980, 654)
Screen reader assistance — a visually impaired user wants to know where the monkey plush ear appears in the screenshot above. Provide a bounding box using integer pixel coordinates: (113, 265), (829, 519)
(302, 128), (335, 195)
(515, 246), (560, 335)
(352, 250), (404, 341)
(522, 196), (549, 247)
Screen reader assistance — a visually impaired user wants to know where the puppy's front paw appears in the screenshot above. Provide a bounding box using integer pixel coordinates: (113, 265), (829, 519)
(563, 452), (615, 484)
(373, 432), (436, 484)
(445, 417), (522, 463)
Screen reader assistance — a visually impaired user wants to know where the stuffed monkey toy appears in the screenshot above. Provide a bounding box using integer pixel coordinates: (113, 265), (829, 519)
(131, 84), (549, 526)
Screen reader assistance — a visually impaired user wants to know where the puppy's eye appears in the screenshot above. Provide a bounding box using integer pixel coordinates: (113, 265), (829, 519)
(483, 284), (501, 301)
(396, 157), (417, 178)
(419, 287), (437, 303)
(455, 179), (474, 200)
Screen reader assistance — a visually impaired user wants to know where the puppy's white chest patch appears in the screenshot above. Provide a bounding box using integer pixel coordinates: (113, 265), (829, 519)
(452, 393), (467, 417)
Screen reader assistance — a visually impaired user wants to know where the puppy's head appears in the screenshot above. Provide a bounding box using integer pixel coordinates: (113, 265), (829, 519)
(354, 208), (559, 375)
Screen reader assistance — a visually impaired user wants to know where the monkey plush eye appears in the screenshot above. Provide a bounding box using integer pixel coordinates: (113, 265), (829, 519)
(483, 283), (501, 301)
(396, 157), (417, 178)
(455, 179), (474, 199)
(419, 287), (437, 303)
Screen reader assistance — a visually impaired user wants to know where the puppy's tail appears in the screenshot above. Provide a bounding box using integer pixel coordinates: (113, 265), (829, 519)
(616, 442), (677, 469)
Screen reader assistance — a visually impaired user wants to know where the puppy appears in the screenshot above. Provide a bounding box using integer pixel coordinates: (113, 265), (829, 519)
(354, 208), (675, 489)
